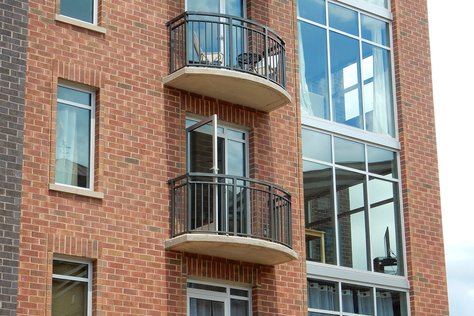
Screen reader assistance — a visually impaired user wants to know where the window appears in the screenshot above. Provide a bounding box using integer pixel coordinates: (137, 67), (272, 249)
(298, 0), (394, 137)
(186, 0), (244, 16)
(59, 0), (98, 25)
(55, 84), (95, 190)
(308, 279), (407, 316)
(52, 257), (92, 316)
(187, 281), (251, 316)
(303, 128), (402, 276)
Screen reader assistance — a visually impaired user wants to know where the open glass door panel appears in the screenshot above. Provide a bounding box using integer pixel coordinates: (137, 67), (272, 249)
(187, 115), (222, 232)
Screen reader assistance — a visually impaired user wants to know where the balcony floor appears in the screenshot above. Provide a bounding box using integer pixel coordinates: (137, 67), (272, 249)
(165, 233), (298, 265)
(163, 67), (291, 112)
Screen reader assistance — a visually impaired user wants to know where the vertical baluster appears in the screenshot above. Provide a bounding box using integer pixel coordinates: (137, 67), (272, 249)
(240, 185), (243, 236)
(204, 20), (208, 62)
(270, 185), (275, 242)
(188, 178), (192, 233)
(181, 181), (184, 234)
(275, 195), (279, 243)
(192, 20), (196, 64)
(262, 188), (265, 239)
(179, 182), (183, 235)
(170, 181), (175, 236)
(254, 29), (258, 73)
(287, 199), (290, 246)
(227, 17), (234, 68)
(192, 182), (196, 231)
(233, 178), (237, 235)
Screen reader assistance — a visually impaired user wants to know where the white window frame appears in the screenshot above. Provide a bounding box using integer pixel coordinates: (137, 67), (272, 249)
(57, 0), (99, 25)
(307, 276), (409, 316)
(52, 255), (93, 316)
(187, 280), (252, 316)
(55, 82), (96, 191)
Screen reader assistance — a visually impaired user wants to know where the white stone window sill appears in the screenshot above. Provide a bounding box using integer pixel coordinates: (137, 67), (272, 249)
(55, 14), (106, 34)
(49, 183), (104, 199)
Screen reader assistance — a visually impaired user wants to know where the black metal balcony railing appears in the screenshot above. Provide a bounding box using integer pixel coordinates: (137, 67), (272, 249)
(169, 173), (292, 248)
(167, 11), (287, 88)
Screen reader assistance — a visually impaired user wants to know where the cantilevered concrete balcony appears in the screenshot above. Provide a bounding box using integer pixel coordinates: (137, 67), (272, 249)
(166, 173), (297, 265)
(163, 12), (291, 112)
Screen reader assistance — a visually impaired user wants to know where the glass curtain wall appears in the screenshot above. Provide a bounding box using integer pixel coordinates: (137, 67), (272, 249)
(300, 1), (406, 315)
(298, 0), (394, 137)
(303, 128), (402, 276)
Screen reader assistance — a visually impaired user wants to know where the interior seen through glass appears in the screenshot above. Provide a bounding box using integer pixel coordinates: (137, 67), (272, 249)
(308, 279), (405, 315)
(303, 129), (401, 275)
(55, 86), (91, 188)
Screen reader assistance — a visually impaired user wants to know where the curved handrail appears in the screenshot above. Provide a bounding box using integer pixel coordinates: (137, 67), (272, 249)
(167, 11), (287, 88)
(169, 173), (292, 248)
(167, 11), (286, 44)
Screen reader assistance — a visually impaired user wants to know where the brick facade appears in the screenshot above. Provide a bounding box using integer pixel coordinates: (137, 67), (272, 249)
(0, 0), (28, 315)
(392, 0), (449, 315)
(18, 0), (304, 315)
(14, 0), (448, 315)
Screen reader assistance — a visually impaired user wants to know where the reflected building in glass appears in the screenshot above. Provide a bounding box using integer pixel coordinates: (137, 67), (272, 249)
(299, 0), (447, 315)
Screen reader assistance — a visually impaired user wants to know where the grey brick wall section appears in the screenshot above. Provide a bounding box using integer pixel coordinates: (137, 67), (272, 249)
(0, 0), (29, 315)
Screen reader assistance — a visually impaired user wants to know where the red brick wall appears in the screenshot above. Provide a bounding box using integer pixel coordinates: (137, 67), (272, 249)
(392, 0), (449, 315)
(19, 1), (305, 315)
(19, 0), (449, 315)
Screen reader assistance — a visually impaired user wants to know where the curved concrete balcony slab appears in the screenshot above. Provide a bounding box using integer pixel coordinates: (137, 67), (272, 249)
(166, 12), (291, 112)
(163, 67), (291, 112)
(165, 233), (298, 265)
(168, 173), (296, 266)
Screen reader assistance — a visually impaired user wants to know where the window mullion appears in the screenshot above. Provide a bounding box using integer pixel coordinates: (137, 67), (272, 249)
(361, 37), (390, 50)
(325, 0), (334, 122)
(330, 134), (340, 267)
(357, 11), (366, 133)
(337, 281), (343, 315)
(52, 274), (89, 282)
(364, 172), (373, 272)
(57, 99), (92, 110)
(372, 287), (377, 316)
